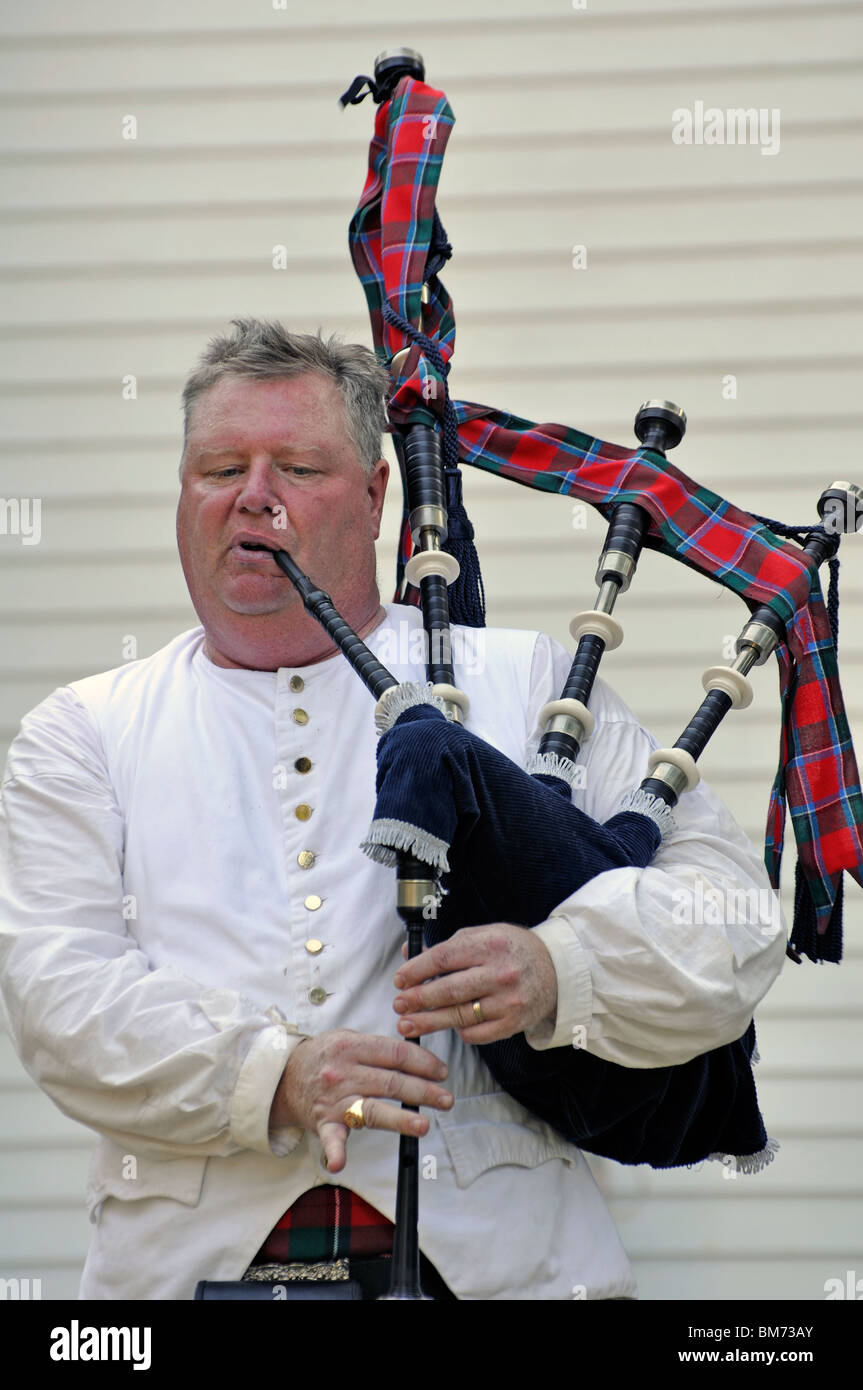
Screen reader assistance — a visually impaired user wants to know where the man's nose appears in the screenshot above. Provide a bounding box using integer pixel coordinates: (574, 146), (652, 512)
(235, 459), (280, 512)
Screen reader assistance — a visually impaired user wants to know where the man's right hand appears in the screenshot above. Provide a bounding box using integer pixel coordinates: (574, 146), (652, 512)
(269, 1029), (453, 1173)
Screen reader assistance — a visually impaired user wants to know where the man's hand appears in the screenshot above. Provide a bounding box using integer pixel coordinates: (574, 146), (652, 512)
(392, 923), (558, 1044)
(269, 1029), (453, 1173)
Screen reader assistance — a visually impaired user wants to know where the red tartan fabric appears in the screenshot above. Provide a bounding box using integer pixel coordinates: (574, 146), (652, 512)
(252, 1187), (393, 1264)
(350, 80), (456, 427)
(346, 74), (863, 953)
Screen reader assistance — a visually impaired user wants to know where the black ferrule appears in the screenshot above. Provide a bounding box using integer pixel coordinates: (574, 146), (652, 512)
(397, 855), (435, 933)
(802, 526), (840, 570)
(638, 776), (679, 808)
(403, 425), (446, 514)
(637, 421), (673, 454)
(561, 634), (605, 706)
(742, 604), (787, 647)
(388, 852), (431, 1301)
(400, 425), (455, 687)
(387, 1129), (423, 1299)
(420, 574), (454, 686)
(539, 730), (583, 763)
(675, 689), (733, 763)
(310, 598), (396, 700)
(537, 633), (605, 764)
(272, 550), (397, 700)
(601, 503), (650, 568)
(397, 851), (430, 882)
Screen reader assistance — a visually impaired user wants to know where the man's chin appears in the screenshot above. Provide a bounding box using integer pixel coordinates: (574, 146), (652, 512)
(219, 576), (298, 617)
(223, 596), (295, 618)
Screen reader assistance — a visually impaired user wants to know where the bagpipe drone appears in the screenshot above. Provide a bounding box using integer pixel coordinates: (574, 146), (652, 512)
(274, 49), (863, 1299)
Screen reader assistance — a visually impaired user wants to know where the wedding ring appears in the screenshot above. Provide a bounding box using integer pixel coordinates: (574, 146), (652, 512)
(344, 1098), (366, 1130)
(471, 1000), (484, 1025)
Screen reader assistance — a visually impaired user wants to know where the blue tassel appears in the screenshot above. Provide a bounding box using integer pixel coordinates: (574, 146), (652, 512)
(444, 465), (486, 628)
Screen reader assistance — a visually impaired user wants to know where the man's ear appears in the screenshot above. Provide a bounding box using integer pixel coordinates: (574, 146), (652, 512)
(368, 458), (389, 538)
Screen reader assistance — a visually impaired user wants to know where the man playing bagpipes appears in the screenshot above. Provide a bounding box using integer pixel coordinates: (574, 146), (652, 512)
(0, 319), (799, 1300)
(2, 46), (861, 1302)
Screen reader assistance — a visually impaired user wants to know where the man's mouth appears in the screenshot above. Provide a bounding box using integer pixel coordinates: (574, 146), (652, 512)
(229, 537), (286, 568)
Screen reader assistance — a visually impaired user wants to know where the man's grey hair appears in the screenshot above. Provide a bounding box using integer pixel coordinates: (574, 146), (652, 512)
(180, 318), (390, 476)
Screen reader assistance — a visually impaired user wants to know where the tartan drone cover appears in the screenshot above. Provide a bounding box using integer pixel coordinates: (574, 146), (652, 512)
(346, 74), (863, 958)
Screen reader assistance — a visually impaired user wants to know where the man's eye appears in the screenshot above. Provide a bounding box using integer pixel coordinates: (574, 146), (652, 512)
(205, 463), (316, 479)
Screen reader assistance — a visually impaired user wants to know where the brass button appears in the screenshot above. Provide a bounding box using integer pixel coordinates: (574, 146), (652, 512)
(305, 938), (323, 955)
(297, 850), (316, 869)
(289, 675), (304, 692)
(295, 803), (313, 822)
(292, 708), (309, 726)
(295, 757), (312, 774)
(308, 987), (327, 1005)
(304, 895), (323, 911)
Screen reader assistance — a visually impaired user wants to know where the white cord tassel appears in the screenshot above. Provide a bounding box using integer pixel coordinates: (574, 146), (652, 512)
(374, 682), (454, 736)
(525, 752), (585, 790)
(616, 787), (677, 841)
(360, 818), (451, 873)
(706, 1137), (780, 1176)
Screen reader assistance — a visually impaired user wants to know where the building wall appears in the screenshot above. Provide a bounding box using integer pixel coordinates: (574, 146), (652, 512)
(1, 0), (861, 1300)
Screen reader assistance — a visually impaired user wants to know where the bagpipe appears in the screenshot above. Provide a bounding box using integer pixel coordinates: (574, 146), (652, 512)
(276, 49), (863, 1300)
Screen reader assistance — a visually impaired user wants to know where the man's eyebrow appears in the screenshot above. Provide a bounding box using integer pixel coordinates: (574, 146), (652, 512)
(192, 445), (328, 459)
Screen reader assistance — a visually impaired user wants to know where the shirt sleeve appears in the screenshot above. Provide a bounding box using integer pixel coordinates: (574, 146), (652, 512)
(520, 632), (788, 1068)
(0, 686), (307, 1160)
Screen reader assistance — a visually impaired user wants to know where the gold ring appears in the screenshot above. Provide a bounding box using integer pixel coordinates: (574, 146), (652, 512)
(344, 1098), (366, 1130)
(471, 999), (484, 1025)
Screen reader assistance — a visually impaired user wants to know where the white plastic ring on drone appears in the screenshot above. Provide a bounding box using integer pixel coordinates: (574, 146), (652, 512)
(538, 698), (595, 740)
(432, 683), (470, 719)
(646, 747), (700, 791)
(701, 665), (754, 710)
(568, 610), (623, 651)
(403, 551), (461, 586)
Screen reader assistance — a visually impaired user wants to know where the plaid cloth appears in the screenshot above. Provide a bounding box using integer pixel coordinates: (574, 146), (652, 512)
(346, 75), (863, 955)
(251, 1186), (393, 1265)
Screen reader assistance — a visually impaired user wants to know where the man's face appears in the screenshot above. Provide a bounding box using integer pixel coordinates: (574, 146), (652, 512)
(176, 372), (388, 655)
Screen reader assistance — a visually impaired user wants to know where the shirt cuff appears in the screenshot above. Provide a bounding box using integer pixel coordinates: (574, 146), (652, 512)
(229, 1023), (307, 1158)
(524, 917), (594, 1051)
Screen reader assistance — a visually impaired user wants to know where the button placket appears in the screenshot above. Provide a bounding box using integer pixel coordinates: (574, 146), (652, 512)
(276, 667), (329, 1027)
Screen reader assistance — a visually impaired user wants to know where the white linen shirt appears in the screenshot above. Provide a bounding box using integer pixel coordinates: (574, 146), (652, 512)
(0, 604), (787, 1300)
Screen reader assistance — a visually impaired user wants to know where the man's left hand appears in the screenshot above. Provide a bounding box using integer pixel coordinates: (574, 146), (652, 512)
(392, 923), (558, 1044)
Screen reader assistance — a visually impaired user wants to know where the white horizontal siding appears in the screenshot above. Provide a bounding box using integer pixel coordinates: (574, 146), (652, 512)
(4, 135), (861, 214)
(0, 72), (860, 158)
(2, 188), (861, 276)
(0, 1), (837, 41)
(0, 0), (861, 1302)
(1, 5), (860, 91)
